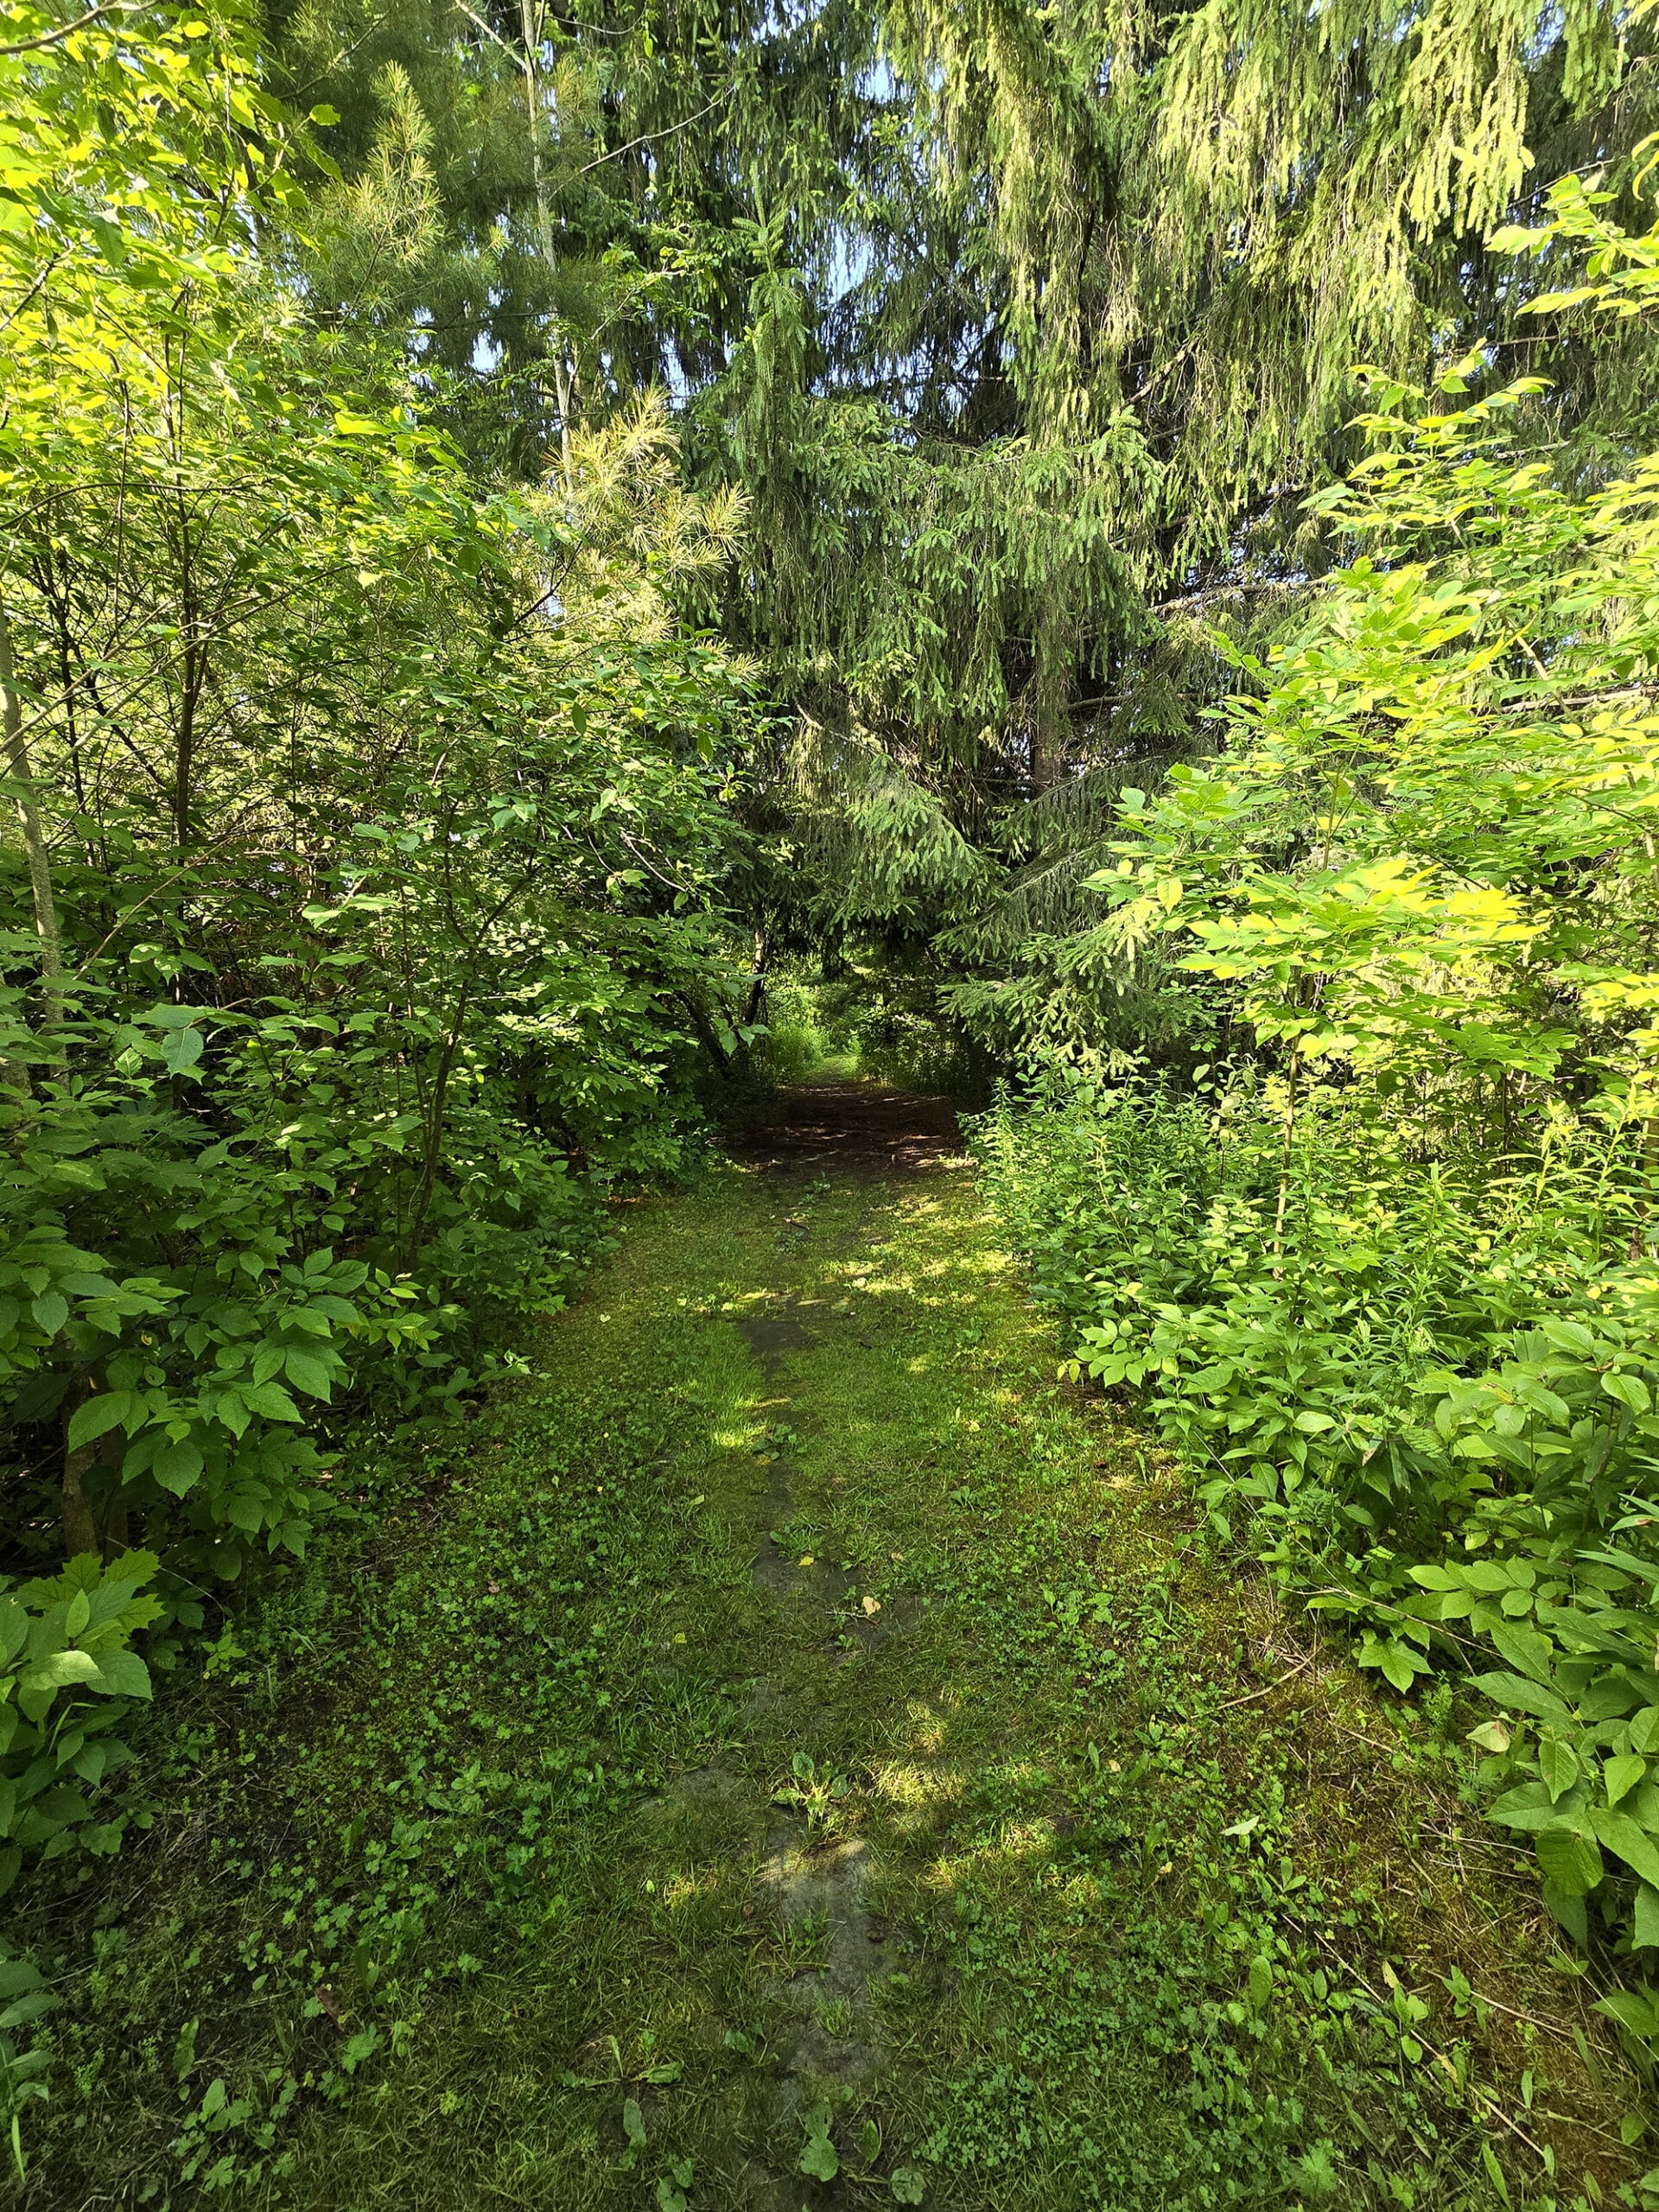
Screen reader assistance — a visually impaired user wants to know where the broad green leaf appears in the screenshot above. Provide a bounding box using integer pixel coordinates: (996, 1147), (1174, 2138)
(798, 2130), (839, 2182)
(1490, 1623), (1554, 1688)
(1539, 1319), (1597, 1357)
(67, 1393), (130, 1450)
(1358, 1634), (1431, 1691)
(1469, 1671), (1571, 1724)
(153, 1440), (205, 1497)
(283, 1348), (333, 1401)
(91, 1650), (150, 1700)
(161, 1025), (204, 1077)
(1587, 1808), (1659, 1891)
(1608, 1754), (1648, 1808)
(1599, 1987), (1659, 2042)
(1538, 1734), (1579, 1802)
(20, 1649), (99, 1694)
(1602, 1371), (1652, 1416)
(1490, 1781), (1573, 1832)
(1535, 1820), (1603, 1897)
(245, 1382), (302, 1422)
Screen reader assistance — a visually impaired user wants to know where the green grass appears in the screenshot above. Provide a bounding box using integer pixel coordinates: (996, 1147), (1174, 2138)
(16, 1153), (1649, 2209)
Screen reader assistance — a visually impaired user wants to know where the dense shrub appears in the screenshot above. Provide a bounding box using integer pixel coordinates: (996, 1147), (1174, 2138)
(975, 173), (1659, 2036)
(976, 1073), (1659, 1988)
(0, 5), (753, 1974)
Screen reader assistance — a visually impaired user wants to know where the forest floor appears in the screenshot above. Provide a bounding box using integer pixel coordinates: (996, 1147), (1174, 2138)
(28, 1081), (1654, 2211)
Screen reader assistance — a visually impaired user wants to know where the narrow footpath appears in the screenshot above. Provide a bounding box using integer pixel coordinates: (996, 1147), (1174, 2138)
(41, 1083), (1637, 2210)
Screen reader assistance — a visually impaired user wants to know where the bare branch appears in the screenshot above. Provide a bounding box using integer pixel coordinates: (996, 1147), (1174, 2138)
(0, 0), (138, 55)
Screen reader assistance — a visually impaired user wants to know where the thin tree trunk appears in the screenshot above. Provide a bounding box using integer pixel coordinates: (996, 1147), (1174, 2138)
(743, 928), (771, 1027)
(517, 0), (576, 488)
(174, 635), (198, 848)
(403, 982), (476, 1270)
(60, 1383), (99, 1560)
(98, 1427), (128, 1556)
(677, 991), (734, 1076)
(101, 1486), (129, 1558)
(0, 600), (65, 1074)
(550, 347), (575, 493)
(1270, 1046), (1300, 1277)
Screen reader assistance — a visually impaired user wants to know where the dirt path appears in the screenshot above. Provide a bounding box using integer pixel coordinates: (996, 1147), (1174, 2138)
(36, 1082), (1635, 2209)
(732, 1072), (961, 1177)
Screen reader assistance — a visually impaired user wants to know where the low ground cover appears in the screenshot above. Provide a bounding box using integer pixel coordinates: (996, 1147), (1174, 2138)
(14, 1115), (1646, 2209)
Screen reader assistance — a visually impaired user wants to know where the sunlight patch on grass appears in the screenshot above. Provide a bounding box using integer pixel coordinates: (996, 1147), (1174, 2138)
(869, 1759), (963, 1810)
(658, 1869), (720, 1911)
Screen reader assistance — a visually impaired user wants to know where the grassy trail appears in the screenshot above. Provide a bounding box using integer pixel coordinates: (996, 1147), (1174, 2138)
(32, 1091), (1640, 2209)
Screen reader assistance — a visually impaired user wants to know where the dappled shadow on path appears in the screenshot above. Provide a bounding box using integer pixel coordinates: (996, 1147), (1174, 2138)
(728, 1284), (909, 2174)
(731, 1077), (963, 1177)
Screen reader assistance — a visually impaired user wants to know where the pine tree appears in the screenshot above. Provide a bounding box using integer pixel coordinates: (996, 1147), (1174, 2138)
(266, 0), (1659, 1061)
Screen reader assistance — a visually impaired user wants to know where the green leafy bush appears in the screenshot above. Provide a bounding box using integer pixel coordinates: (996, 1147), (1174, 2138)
(0, 1550), (161, 1892)
(0, 1946), (52, 2180)
(976, 1071), (1659, 2037)
(0, 14), (755, 1606)
(973, 175), (1659, 2044)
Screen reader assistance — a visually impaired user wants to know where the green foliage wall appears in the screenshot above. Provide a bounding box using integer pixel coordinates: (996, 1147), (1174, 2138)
(256, 0), (1659, 1043)
(0, 0), (758, 1926)
(974, 182), (1659, 2054)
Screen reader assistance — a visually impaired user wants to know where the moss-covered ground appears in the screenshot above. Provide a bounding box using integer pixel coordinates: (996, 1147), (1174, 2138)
(21, 1095), (1650, 2209)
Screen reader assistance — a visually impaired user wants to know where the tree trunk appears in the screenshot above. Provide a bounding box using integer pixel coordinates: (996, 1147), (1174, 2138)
(101, 1490), (129, 1557)
(1270, 1047), (1300, 1277)
(677, 991), (734, 1076)
(60, 1386), (99, 1560)
(516, 0), (577, 488)
(1029, 601), (1070, 797)
(0, 601), (66, 1071)
(743, 928), (771, 1027)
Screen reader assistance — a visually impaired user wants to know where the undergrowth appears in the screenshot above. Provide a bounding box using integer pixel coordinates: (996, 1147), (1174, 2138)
(7, 1154), (1645, 2207)
(973, 1073), (1659, 2060)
